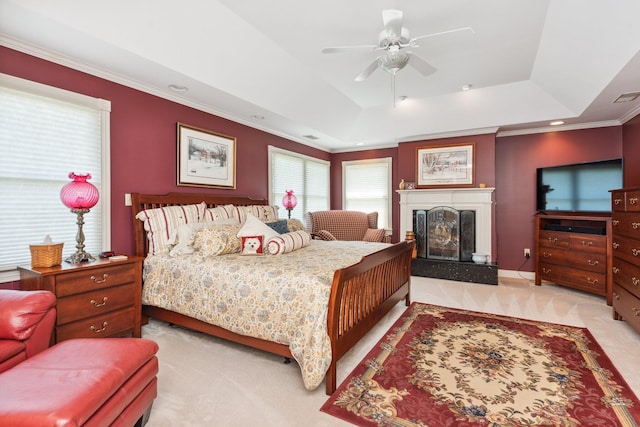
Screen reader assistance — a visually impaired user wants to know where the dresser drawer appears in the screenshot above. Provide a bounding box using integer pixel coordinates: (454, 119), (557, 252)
(625, 190), (640, 212)
(612, 284), (640, 331)
(539, 231), (570, 249)
(56, 283), (136, 325)
(569, 234), (606, 253)
(539, 262), (606, 295)
(611, 190), (626, 212)
(612, 234), (640, 267)
(612, 257), (640, 299)
(56, 307), (135, 342)
(55, 264), (136, 297)
(538, 247), (605, 273)
(612, 212), (640, 239)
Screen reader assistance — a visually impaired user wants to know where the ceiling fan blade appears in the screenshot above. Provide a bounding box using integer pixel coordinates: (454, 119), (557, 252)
(382, 9), (403, 38)
(355, 58), (381, 82)
(408, 54), (437, 76)
(409, 26), (474, 47)
(322, 45), (377, 54)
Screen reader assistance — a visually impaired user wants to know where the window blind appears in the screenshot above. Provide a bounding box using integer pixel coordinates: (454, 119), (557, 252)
(343, 158), (392, 229)
(269, 146), (329, 221)
(0, 75), (110, 278)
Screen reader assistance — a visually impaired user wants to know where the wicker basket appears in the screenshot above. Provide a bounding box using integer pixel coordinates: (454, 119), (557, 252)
(29, 242), (64, 268)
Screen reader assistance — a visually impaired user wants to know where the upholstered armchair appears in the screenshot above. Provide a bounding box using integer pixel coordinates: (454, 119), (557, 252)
(304, 210), (390, 243)
(0, 289), (56, 374)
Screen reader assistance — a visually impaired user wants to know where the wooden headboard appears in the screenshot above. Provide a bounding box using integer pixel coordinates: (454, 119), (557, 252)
(130, 192), (268, 258)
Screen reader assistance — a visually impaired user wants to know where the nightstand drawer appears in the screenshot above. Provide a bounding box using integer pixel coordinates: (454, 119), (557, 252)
(56, 283), (136, 325)
(539, 231), (570, 249)
(56, 264), (136, 297)
(56, 307), (135, 342)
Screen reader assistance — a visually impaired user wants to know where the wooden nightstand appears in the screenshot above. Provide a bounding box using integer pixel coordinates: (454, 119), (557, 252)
(18, 256), (143, 343)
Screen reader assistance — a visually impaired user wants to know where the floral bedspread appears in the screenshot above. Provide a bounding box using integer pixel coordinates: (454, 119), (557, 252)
(142, 240), (390, 390)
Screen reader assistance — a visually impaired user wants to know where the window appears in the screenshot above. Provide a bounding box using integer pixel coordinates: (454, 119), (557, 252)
(343, 158), (392, 229)
(268, 146), (329, 221)
(0, 74), (111, 282)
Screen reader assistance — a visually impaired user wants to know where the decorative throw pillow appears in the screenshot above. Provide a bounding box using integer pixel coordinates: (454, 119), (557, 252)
(192, 223), (243, 257)
(135, 202), (207, 255)
(286, 218), (306, 232)
(265, 219), (289, 234)
(363, 228), (386, 242)
(237, 214), (279, 249)
(314, 230), (337, 241)
(168, 218), (240, 257)
(267, 230), (311, 255)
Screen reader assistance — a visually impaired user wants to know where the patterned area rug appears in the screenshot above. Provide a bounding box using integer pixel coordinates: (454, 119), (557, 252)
(321, 302), (640, 427)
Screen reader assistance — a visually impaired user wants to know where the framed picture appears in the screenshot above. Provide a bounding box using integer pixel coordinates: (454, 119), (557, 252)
(416, 142), (475, 188)
(177, 122), (236, 189)
(241, 235), (264, 255)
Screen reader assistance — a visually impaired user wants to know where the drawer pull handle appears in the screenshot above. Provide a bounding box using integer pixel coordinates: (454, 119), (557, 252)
(630, 197), (638, 205)
(633, 222), (640, 229)
(90, 297), (108, 307)
(614, 198), (623, 205)
(587, 259), (599, 266)
(90, 321), (109, 333)
(581, 241), (593, 247)
(90, 274), (109, 284)
(586, 277), (598, 285)
(542, 267), (551, 274)
(543, 252), (552, 258)
(633, 277), (639, 287)
(613, 219), (620, 226)
(547, 237), (558, 243)
(614, 292), (620, 300)
(613, 242), (620, 249)
(633, 249), (640, 257)
(613, 267), (620, 274)
(633, 308), (640, 316)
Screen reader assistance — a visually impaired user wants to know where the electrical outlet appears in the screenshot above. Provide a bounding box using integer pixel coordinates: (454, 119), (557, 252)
(524, 248), (531, 258)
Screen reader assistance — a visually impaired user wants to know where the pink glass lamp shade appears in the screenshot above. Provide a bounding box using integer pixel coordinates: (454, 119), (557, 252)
(60, 173), (100, 263)
(282, 190), (297, 219)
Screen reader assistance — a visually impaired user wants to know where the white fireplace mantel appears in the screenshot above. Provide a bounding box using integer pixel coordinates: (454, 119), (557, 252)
(398, 188), (495, 259)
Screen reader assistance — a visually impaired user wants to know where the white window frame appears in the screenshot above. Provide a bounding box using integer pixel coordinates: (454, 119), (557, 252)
(342, 157), (392, 232)
(268, 146), (330, 221)
(0, 73), (111, 283)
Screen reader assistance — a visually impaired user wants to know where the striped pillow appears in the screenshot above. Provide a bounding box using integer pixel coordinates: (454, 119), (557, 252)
(135, 202), (207, 255)
(266, 230), (311, 255)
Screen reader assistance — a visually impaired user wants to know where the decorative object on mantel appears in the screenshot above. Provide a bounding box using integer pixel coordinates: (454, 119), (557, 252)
(406, 181), (416, 190)
(60, 172), (99, 263)
(398, 179), (406, 190)
(416, 142), (475, 188)
(282, 190), (297, 219)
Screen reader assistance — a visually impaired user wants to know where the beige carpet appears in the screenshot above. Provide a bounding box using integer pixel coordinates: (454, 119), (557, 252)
(141, 276), (640, 426)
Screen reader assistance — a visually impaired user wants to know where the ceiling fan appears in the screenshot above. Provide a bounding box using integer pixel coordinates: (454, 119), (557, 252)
(322, 10), (473, 103)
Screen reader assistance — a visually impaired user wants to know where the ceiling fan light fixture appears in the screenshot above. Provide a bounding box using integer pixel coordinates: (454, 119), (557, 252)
(379, 47), (410, 74)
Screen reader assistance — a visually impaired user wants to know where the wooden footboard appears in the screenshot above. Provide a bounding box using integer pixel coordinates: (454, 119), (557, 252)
(325, 240), (413, 394)
(130, 192), (414, 395)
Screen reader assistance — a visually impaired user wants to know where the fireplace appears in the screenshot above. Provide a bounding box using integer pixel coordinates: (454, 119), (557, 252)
(414, 207), (475, 261)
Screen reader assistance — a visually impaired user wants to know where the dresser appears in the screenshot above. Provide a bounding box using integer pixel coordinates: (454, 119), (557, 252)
(535, 213), (612, 304)
(611, 187), (640, 333)
(19, 256), (143, 343)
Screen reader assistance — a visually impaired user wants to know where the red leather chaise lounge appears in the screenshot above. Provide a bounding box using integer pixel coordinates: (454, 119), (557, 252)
(0, 289), (159, 427)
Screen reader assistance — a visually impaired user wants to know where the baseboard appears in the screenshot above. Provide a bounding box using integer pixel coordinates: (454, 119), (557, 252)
(498, 269), (535, 281)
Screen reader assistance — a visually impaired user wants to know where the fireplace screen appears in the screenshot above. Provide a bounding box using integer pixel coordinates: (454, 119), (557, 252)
(414, 207), (475, 262)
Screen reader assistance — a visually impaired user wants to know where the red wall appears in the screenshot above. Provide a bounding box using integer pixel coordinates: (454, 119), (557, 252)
(623, 114), (640, 186)
(496, 127), (623, 270)
(0, 46), (330, 256)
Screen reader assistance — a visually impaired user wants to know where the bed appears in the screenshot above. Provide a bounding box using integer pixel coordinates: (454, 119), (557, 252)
(130, 192), (413, 394)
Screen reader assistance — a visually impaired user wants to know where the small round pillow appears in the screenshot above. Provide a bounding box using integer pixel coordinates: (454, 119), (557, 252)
(267, 230), (311, 255)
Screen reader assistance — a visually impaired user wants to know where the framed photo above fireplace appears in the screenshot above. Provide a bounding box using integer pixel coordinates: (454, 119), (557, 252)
(416, 142), (475, 188)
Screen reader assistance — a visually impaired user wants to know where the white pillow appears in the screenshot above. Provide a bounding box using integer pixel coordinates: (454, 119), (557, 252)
(237, 214), (279, 249)
(266, 230), (311, 255)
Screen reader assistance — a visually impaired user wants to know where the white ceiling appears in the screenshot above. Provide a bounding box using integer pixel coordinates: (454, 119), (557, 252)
(1, 0), (640, 152)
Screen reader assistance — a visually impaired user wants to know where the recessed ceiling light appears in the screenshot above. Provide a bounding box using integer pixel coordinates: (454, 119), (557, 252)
(462, 84), (472, 91)
(168, 84), (188, 92)
(398, 95), (408, 101)
(356, 142), (365, 146)
(550, 120), (565, 126)
(250, 115), (264, 120)
(303, 134), (319, 140)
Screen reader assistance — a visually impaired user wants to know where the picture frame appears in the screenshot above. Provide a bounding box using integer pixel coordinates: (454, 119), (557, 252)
(406, 181), (416, 190)
(241, 235), (264, 255)
(177, 122), (236, 189)
(416, 142), (475, 188)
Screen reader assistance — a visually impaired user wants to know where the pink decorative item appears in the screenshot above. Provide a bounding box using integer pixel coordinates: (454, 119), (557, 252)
(282, 190), (297, 219)
(60, 173), (100, 263)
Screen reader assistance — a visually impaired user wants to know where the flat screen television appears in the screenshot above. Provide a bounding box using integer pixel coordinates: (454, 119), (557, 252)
(536, 159), (623, 213)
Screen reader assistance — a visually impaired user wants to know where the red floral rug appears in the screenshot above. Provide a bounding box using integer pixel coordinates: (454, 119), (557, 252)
(321, 302), (640, 426)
